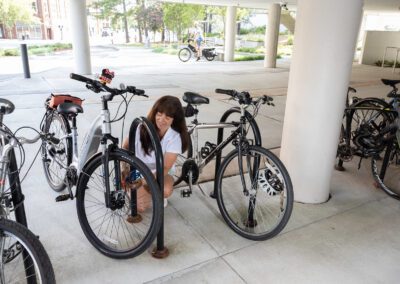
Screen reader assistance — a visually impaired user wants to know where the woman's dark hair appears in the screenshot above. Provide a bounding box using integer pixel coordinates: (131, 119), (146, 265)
(140, 96), (189, 155)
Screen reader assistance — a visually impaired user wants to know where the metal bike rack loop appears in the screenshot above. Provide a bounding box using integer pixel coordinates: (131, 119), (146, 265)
(211, 107), (262, 198)
(128, 117), (168, 258)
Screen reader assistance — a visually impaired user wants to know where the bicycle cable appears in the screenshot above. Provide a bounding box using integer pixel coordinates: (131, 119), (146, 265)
(110, 93), (129, 123)
(120, 93), (135, 147)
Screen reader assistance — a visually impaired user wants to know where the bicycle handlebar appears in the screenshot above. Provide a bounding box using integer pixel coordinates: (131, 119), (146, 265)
(70, 73), (94, 84)
(17, 132), (60, 145)
(215, 88), (274, 106)
(70, 73), (147, 97)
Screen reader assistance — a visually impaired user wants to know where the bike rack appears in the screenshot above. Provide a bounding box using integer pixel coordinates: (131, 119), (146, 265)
(211, 107), (262, 198)
(128, 117), (169, 258)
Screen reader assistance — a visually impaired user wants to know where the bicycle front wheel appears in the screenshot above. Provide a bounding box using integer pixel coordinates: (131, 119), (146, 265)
(41, 111), (72, 192)
(76, 150), (162, 259)
(371, 141), (400, 200)
(178, 48), (191, 62)
(216, 145), (293, 240)
(0, 218), (56, 284)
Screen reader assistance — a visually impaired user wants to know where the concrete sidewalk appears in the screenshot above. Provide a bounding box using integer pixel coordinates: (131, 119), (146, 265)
(1, 46), (400, 283)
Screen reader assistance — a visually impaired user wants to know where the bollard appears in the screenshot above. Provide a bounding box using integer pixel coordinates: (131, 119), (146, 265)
(20, 44), (31, 79)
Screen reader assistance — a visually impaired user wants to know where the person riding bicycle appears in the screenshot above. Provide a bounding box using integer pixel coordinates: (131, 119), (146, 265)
(122, 96), (189, 211)
(193, 25), (203, 61)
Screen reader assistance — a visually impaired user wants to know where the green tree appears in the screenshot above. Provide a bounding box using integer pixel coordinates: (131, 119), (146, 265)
(147, 4), (163, 42)
(0, 0), (34, 28)
(91, 0), (133, 43)
(162, 3), (204, 42)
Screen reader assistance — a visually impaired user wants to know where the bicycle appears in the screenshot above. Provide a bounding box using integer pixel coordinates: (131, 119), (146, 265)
(336, 85), (394, 171)
(335, 79), (400, 200)
(173, 89), (293, 240)
(40, 73), (163, 259)
(0, 98), (56, 283)
(178, 39), (217, 62)
(370, 79), (400, 200)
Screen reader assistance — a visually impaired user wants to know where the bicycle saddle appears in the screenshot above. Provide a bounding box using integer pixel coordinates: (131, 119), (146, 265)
(183, 92), (209, 105)
(57, 102), (83, 115)
(382, 79), (400, 88)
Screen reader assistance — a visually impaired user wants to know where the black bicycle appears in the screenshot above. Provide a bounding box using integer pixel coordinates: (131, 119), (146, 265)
(178, 39), (217, 62)
(336, 86), (394, 171)
(0, 98), (56, 283)
(40, 73), (163, 259)
(336, 79), (400, 200)
(174, 89), (293, 240)
(369, 79), (400, 200)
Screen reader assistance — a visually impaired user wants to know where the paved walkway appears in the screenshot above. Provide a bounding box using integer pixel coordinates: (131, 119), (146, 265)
(1, 46), (400, 283)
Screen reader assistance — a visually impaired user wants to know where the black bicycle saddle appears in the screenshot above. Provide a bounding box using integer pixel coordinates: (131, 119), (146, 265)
(57, 102), (83, 115)
(382, 79), (400, 88)
(183, 92), (209, 105)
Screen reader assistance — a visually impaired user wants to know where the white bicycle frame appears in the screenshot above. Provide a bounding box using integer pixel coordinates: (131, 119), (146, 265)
(60, 108), (112, 175)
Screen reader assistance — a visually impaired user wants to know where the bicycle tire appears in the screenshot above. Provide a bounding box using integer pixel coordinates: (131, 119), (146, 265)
(205, 55), (215, 61)
(0, 218), (56, 284)
(215, 145), (293, 240)
(76, 150), (162, 259)
(371, 141), (400, 200)
(337, 98), (393, 164)
(178, 48), (191, 62)
(41, 111), (72, 192)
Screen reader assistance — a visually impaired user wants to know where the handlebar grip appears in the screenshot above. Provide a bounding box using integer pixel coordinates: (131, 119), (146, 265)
(70, 73), (93, 84)
(215, 89), (234, 96)
(135, 89), (146, 96)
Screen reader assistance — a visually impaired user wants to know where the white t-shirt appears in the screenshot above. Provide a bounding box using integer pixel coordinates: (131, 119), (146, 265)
(135, 126), (182, 172)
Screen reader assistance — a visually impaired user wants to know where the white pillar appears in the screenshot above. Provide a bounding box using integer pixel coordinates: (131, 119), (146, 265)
(264, 3), (281, 68)
(280, 0), (363, 203)
(224, 6), (237, 62)
(70, 0), (92, 74)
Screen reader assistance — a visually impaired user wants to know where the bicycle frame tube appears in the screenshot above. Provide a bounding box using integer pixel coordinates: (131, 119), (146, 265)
(190, 122), (241, 169)
(76, 109), (111, 173)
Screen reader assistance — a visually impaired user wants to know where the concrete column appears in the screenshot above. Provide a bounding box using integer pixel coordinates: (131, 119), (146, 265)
(224, 6), (237, 62)
(280, 0), (362, 203)
(70, 0), (92, 74)
(264, 3), (281, 68)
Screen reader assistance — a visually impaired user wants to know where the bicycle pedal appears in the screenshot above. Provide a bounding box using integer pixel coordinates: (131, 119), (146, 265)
(55, 194), (71, 202)
(180, 189), (192, 198)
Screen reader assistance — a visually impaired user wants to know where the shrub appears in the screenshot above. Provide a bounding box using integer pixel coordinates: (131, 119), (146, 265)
(286, 35), (294, 46)
(375, 60), (400, 68)
(152, 47), (164, 53)
(235, 55), (265, 61)
(3, 49), (19, 56)
(236, 47), (265, 54)
(239, 26), (266, 35)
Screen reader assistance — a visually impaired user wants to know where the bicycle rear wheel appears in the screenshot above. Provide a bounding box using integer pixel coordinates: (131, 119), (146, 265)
(348, 98), (393, 155)
(178, 48), (191, 62)
(0, 218), (56, 284)
(41, 111), (72, 192)
(371, 141), (400, 200)
(76, 150), (162, 259)
(215, 145), (293, 240)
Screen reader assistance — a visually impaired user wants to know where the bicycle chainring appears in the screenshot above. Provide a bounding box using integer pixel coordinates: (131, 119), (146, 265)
(181, 159), (199, 184)
(337, 144), (353, 162)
